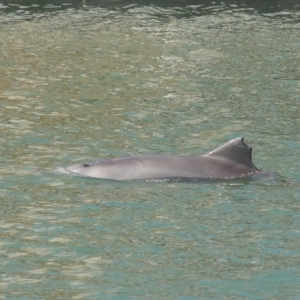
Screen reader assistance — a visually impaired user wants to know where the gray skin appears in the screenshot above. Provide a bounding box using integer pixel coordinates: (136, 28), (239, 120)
(65, 137), (273, 181)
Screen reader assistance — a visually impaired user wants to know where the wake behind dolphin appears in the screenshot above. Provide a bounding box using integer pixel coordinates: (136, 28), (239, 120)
(65, 137), (275, 181)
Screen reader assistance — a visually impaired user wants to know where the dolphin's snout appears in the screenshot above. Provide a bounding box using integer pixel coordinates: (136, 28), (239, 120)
(66, 163), (87, 173)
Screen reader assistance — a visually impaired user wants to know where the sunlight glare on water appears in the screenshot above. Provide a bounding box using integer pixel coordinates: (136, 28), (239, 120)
(0, 1), (300, 299)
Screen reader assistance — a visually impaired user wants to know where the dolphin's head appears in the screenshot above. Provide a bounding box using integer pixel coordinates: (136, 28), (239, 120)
(66, 163), (90, 176)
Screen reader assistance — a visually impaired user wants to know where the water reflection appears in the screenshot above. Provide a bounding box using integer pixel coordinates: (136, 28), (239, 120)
(1, 0), (300, 297)
(1, 0), (300, 22)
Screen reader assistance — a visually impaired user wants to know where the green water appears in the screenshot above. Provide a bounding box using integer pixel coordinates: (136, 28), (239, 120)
(0, 2), (300, 299)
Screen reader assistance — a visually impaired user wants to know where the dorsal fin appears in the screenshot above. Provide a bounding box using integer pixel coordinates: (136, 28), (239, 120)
(205, 137), (257, 169)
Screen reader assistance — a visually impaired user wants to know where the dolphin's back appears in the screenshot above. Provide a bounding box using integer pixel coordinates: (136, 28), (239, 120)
(65, 137), (266, 180)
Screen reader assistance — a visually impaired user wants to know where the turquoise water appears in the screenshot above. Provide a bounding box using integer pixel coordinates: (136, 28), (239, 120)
(0, 2), (300, 299)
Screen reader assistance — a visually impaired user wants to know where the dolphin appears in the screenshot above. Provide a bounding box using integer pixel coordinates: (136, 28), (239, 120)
(65, 137), (274, 181)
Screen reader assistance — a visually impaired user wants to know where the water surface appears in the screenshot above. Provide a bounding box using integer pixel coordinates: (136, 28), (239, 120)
(0, 1), (300, 299)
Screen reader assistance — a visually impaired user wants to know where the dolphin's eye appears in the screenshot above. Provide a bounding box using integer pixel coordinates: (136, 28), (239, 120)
(83, 164), (90, 167)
